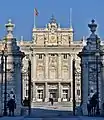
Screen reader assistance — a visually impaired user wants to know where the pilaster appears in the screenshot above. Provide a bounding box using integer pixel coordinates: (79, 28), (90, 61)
(45, 54), (48, 79)
(58, 53), (61, 79)
(70, 55), (73, 102)
(45, 82), (48, 102)
(32, 82), (36, 102)
(58, 82), (61, 102)
(31, 53), (36, 81)
(68, 54), (71, 79)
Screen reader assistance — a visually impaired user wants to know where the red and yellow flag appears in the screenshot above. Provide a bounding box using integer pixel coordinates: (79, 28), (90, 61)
(34, 8), (39, 16)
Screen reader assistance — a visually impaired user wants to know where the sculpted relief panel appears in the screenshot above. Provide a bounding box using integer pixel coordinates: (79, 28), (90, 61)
(49, 55), (58, 79)
(35, 31), (72, 46)
(36, 35), (44, 45)
(49, 34), (57, 45)
(36, 61), (45, 79)
(62, 62), (69, 79)
(62, 35), (69, 45)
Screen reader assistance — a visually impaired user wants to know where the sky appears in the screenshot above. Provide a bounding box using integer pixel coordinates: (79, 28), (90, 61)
(0, 0), (104, 41)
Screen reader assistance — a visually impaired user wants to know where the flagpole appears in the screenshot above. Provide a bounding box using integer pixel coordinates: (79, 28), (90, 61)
(69, 8), (72, 28)
(34, 9), (36, 28)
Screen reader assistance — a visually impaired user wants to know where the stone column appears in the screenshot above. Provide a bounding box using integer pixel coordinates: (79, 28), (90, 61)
(70, 55), (73, 102)
(31, 53), (36, 80)
(82, 62), (88, 115)
(58, 82), (61, 102)
(45, 54), (48, 79)
(58, 53), (61, 79)
(45, 82), (48, 102)
(32, 82), (36, 102)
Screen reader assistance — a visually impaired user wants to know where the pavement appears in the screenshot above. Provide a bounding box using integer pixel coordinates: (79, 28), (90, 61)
(0, 116), (104, 120)
(0, 103), (104, 120)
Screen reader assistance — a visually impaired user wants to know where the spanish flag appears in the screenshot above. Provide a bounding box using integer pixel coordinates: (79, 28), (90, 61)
(34, 8), (39, 16)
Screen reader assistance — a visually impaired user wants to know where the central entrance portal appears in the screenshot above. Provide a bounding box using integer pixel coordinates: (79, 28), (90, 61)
(49, 89), (58, 102)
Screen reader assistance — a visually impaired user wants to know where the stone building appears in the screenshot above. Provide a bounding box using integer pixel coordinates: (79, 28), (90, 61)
(19, 16), (85, 104)
(0, 16), (87, 110)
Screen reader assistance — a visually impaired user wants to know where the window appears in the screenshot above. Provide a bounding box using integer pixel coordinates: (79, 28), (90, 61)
(39, 54), (42, 59)
(77, 90), (80, 96)
(37, 90), (43, 99)
(62, 90), (68, 99)
(26, 90), (28, 96)
(51, 54), (55, 56)
(77, 83), (80, 86)
(63, 54), (67, 59)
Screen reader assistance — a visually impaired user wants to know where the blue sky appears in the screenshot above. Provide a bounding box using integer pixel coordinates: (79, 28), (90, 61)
(0, 0), (104, 40)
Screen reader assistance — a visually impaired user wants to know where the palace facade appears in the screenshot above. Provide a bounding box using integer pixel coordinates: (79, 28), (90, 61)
(18, 16), (85, 104)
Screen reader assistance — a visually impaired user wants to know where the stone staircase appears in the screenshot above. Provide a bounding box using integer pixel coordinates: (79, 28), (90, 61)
(31, 102), (73, 111)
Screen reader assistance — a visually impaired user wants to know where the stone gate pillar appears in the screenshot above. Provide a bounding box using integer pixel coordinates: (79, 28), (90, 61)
(78, 19), (103, 115)
(0, 19), (25, 115)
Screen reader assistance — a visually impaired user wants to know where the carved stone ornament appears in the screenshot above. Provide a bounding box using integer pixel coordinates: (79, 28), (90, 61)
(49, 35), (57, 43)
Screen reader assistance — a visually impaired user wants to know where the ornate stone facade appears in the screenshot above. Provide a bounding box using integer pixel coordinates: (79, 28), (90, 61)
(0, 16), (86, 111)
(20, 16), (84, 104)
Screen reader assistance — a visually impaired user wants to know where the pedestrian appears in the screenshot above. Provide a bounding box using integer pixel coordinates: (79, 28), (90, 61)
(23, 97), (28, 106)
(7, 90), (16, 116)
(50, 98), (54, 106)
(7, 99), (16, 116)
(87, 100), (91, 116)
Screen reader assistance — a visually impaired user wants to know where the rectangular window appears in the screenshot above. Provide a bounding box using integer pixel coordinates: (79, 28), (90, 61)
(62, 90), (68, 99)
(63, 54), (67, 59)
(77, 90), (80, 96)
(51, 54), (55, 56)
(39, 54), (42, 59)
(37, 90), (43, 99)
(26, 90), (28, 96)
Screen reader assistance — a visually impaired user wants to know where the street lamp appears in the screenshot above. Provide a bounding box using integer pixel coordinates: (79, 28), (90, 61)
(1, 50), (4, 112)
(3, 50), (8, 116)
(72, 59), (76, 116)
(28, 58), (31, 116)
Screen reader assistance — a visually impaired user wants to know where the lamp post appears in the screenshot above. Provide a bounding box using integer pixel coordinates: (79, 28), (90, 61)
(28, 58), (31, 116)
(3, 50), (8, 116)
(72, 58), (76, 116)
(95, 51), (100, 115)
(1, 50), (4, 114)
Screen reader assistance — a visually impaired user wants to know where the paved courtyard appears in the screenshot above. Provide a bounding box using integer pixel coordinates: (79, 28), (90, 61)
(0, 116), (104, 120)
(0, 106), (104, 120)
(0, 102), (104, 120)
